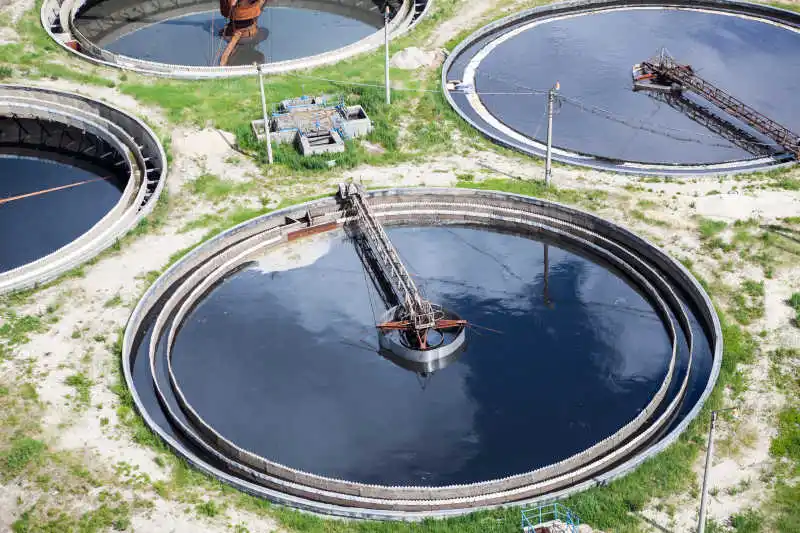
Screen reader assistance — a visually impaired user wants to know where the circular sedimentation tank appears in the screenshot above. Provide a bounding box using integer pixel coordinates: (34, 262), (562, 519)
(124, 188), (721, 518)
(0, 85), (166, 294)
(42, 0), (429, 77)
(443, 0), (800, 175)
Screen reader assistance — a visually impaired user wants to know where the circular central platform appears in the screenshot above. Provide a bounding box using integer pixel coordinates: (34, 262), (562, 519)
(124, 188), (721, 517)
(443, 0), (800, 175)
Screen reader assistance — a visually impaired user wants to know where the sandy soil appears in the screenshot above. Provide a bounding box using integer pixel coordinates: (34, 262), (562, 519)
(2, 120), (798, 533)
(0, 102), (282, 531)
(1, 1), (799, 532)
(428, 0), (500, 48)
(0, 0), (34, 24)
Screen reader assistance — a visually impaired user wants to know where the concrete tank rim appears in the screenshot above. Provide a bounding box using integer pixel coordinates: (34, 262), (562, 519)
(122, 186), (723, 518)
(0, 83), (168, 294)
(41, 0), (423, 79)
(440, 0), (800, 177)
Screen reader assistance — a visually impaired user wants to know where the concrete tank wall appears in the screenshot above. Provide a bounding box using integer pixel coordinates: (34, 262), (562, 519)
(122, 187), (721, 519)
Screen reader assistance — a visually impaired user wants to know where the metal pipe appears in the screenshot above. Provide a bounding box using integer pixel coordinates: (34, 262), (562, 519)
(256, 63), (274, 165)
(384, 5), (391, 105)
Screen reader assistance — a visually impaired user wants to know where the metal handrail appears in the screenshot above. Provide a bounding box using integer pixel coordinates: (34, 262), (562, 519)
(522, 503), (581, 532)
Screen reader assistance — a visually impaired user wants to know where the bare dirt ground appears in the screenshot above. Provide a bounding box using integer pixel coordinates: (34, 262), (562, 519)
(2, 114), (797, 531)
(1, 1), (799, 532)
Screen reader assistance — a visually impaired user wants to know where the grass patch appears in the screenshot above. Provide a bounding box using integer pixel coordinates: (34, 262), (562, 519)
(730, 279), (765, 326)
(731, 510), (763, 533)
(196, 500), (223, 518)
(457, 177), (608, 210)
(2, 437), (45, 480)
(789, 292), (800, 327)
(770, 407), (800, 462)
(189, 173), (257, 202)
(0, 309), (47, 360)
(65, 373), (93, 409)
(104, 294), (123, 308)
(12, 502), (131, 533)
(698, 217), (728, 239)
(630, 208), (669, 228)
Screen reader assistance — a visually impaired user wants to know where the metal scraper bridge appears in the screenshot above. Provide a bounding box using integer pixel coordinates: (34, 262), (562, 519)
(338, 182), (466, 351)
(633, 49), (800, 159)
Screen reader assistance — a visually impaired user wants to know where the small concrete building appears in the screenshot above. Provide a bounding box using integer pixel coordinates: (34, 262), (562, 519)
(251, 95), (373, 156)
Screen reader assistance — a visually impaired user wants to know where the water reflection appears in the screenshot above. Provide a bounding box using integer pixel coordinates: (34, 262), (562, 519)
(171, 227), (672, 485)
(477, 9), (800, 164)
(86, 6), (379, 66)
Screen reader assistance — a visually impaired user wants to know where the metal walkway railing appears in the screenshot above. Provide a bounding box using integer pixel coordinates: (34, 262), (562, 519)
(639, 50), (800, 158)
(339, 183), (436, 330)
(521, 503), (581, 533)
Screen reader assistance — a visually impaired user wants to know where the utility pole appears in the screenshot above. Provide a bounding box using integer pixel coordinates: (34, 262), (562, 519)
(256, 63), (273, 165)
(544, 81), (559, 187)
(384, 4), (391, 105)
(697, 408), (736, 533)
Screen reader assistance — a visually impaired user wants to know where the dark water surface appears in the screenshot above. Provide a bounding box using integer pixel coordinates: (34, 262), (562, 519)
(94, 7), (378, 66)
(170, 226), (678, 486)
(474, 9), (800, 165)
(0, 155), (123, 273)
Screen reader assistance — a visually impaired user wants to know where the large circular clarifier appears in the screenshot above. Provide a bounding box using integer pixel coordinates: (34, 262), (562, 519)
(0, 84), (167, 294)
(74, 0), (382, 66)
(171, 227), (676, 486)
(76, 0), (383, 66)
(443, 0), (800, 174)
(124, 189), (720, 517)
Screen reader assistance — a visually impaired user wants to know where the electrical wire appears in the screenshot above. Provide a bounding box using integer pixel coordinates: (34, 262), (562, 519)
(269, 63), (780, 152)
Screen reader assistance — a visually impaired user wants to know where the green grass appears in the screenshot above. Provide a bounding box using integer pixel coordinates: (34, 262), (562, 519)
(789, 292), (800, 327)
(196, 500), (223, 518)
(65, 373), (93, 409)
(12, 502), (131, 533)
(698, 218), (728, 240)
(770, 407), (800, 462)
(630, 208), (669, 227)
(772, 482), (800, 533)
(774, 177), (800, 190)
(2, 437), (46, 480)
(0, 309), (47, 360)
(0, 1), (116, 87)
(103, 294), (123, 308)
(769, 2), (800, 13)
(189, 172), (257, 202)
(730, 280), (765, 325)
(456, 177), (608, 210)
